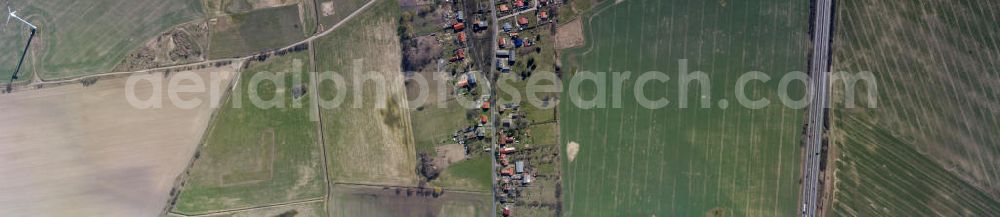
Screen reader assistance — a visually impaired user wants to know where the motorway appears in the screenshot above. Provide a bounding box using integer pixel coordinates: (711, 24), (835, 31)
(801, 0), (834, 216)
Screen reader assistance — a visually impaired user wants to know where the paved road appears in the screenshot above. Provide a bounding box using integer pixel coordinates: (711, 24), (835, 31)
(486, 0), (500, 216)
(801, 0), (834, 216)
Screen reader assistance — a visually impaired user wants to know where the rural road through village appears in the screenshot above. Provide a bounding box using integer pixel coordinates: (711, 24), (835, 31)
(801, 0), (834, 216)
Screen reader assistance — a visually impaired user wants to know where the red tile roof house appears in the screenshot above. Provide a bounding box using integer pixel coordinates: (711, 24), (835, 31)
(457, 32), (467, 43)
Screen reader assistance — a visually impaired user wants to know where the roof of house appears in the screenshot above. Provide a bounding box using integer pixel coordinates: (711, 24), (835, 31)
(540, 11), (549, 19)
(514, 0), (524, 7)
(518, 17), (529, 25)
(499, 4), (509, 11)
(453, 22), (465, 31)
(457, 32), (467, 42)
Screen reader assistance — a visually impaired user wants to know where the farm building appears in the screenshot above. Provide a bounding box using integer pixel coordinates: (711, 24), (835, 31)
(497, 60), (510, 72)
(518, 17), (529, 26)
(515, 161), (525, 173)
(457, 71), (476, 88)
(523, 174), (533, 185)
(457, 32), (467, 44)
(456, 11), (464, 21)
(496, 49), (511, 57)
(450, 49), (466, 62)
(503, 103), (520, 110)
(466, 72), (477, 86)
(509, 51), (516, 63)
(501, 167), (515, 176)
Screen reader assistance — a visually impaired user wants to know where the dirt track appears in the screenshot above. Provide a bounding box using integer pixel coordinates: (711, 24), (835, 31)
(0, 66), (236, 217)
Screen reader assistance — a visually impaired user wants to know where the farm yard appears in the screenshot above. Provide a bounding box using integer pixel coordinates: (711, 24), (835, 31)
(826, 0), (1000, 215)
(560, 0), (808, 216)
(0, 66), (236, 217)
(207, 4), (307, 59)
(1, 0), (204, 79)
(172, 52), (325, 215)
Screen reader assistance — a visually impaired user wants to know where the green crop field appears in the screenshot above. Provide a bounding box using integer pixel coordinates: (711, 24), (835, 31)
(560, 0), (808, 216)
(432, 155), (493, 191)
(208, 4), (306, 59)
(173, 52), (324, 214)
(313, 0), (419, 186)
(827, 0), (1000, 215)
(0, 0), (202, 80)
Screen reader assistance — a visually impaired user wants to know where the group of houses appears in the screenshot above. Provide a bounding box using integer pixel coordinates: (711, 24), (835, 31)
(493, 102), (535, 216)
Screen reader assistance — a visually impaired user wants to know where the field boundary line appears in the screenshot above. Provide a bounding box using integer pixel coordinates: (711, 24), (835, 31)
(332, 182), (493, 195)
(168, 197), (326, 217)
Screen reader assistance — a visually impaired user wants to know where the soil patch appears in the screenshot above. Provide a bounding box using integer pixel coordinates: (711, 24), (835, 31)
(566, 141), (580, 162)
(432, 144), (468, 169)
(554, 19), (584, 50)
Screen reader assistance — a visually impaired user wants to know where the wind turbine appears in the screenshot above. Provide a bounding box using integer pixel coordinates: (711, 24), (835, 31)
(7, 4), (37, 30)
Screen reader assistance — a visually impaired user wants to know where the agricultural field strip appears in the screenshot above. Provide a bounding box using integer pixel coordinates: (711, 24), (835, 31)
(168, 197), (325, 217)
(563, 0), (806, 216)
(167, 0), (374, 214)
(331, 182), (492, 194)
(306, 37), (336, 213)
(827, 0), (1000, 215)
(27, 0), (377, 87)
